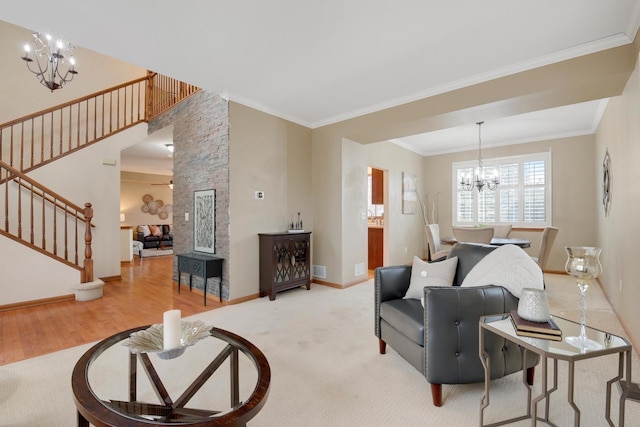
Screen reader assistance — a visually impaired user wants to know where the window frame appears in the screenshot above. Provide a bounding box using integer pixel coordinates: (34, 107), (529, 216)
(451, 151), (552, 228)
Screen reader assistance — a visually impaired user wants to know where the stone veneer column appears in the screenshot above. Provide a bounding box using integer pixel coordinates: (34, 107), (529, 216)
(148, 91), (230, 300)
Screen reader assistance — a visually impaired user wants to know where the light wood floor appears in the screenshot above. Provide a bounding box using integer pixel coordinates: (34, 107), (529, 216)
(0, 255), (222, 366)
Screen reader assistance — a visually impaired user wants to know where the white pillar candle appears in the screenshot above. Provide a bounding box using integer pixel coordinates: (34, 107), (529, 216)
(163, 309), (181, 350)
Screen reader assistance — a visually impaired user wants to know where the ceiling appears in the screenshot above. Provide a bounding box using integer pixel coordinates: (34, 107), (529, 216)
(2, 1), (640, 167)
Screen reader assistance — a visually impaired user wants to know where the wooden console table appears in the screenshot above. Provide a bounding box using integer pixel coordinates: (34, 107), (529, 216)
(176, 253), (224, 305)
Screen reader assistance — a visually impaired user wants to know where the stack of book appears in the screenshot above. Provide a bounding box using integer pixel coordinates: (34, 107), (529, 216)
(510, 310), (562, 341)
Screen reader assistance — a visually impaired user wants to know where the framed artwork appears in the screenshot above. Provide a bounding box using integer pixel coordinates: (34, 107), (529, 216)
(402, 172), (417, 214)
(194, 189), (216, 253)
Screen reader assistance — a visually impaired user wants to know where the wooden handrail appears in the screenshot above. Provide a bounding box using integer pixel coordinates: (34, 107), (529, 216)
(0, 160), (93, 278)
(0, 72), (200, 174)
(0, 76), (149, 129)
(0, 71), (199, 284)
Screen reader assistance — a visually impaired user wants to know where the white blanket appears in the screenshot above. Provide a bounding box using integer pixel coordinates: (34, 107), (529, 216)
(460, 244), (543, 298)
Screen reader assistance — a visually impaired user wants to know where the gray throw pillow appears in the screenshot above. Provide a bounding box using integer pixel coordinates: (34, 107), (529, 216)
(403, 255), (458, 300)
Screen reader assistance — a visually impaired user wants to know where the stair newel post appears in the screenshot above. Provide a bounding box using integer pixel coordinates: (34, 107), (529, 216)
(83, 202), (94, 283)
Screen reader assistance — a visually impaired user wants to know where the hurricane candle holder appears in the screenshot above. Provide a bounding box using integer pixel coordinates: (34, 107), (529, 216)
(564, 246), (603, 351)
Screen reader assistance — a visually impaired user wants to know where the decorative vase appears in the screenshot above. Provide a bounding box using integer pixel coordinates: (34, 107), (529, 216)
(564, 246), (603, 351)
(517, 288), (551, 323)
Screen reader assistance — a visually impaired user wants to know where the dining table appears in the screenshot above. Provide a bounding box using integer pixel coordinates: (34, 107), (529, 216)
(440, 236), (531, 248)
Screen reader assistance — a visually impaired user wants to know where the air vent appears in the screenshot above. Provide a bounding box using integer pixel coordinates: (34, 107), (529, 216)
(355, 262), (366, 277)
(312, 265), (326, 279)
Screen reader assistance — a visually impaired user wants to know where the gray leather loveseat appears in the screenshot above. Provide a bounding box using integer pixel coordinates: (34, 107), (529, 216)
(375, 242), (538, 406)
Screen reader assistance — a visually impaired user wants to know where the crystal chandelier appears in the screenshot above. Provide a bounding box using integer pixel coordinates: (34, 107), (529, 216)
(21, 32), (78, 92)
(460, 121), (499, 192)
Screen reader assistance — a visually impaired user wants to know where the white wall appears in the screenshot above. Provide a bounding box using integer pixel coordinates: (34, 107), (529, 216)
(0, 238), (80, 305)
(1, 125), (148, 305)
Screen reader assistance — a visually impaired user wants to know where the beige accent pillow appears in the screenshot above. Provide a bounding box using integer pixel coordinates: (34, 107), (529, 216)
(138, 225), (151, 237)
(149, 225), (162, 237)
(403, 255), (458, 300)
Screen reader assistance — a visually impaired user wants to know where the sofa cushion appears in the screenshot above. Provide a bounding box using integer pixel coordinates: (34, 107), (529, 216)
(380, 299), (425, 346)
(149, 225), (163, 237)
(162, 225), (171, 235)
(138, 225), (151, 237)
(404, 256), (458, 300)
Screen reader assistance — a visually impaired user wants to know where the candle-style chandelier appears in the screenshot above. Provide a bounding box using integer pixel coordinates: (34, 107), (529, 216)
(460, 121), (499, 192)
(21, 32), (78, 92)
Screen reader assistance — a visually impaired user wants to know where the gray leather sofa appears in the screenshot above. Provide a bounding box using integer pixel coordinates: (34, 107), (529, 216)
(375, 242), (538, 406)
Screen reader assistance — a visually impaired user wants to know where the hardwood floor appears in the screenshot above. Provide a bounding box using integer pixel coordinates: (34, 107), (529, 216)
(0, 255), (223, 366)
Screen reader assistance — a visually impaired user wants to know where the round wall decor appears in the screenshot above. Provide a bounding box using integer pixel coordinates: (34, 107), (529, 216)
(602, 149), (611, 217)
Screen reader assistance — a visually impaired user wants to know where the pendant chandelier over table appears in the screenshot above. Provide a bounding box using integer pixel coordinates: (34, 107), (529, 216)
(460, 121), (499, 192)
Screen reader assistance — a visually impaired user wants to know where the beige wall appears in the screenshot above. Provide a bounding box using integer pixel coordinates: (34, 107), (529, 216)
(422, 135), (598, 272)
(595, 51), (640, 348)
(366, 141), (426, 264)
(0, 20), (146, 123)
(229, 102), (312, 299)
(120, 171), (174, 228)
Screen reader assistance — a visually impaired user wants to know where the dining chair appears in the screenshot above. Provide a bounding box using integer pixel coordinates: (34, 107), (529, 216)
(532, 226), (559, 271)
(452, 226), (494, 244)
(493, 224), (512, 238)
(425, 224), (450, 261)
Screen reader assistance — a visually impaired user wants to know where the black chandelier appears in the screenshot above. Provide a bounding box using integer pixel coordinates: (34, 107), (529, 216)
(460, 121), (499, 192)
(21, 32), (78, 92)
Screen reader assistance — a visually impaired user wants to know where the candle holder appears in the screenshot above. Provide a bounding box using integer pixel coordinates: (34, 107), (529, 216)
(122, 320), (212, 359)
(564, 246), (603, 351)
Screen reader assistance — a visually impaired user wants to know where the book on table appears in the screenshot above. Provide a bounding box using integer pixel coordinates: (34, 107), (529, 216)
(510, 310), (562, 341)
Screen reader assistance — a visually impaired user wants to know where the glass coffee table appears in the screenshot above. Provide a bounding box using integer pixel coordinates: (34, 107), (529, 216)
(72, 325), (270, 426)
(479, 314), (632, 427)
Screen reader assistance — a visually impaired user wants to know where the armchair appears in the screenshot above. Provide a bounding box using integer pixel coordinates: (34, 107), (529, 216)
(375, 243), (538, 406)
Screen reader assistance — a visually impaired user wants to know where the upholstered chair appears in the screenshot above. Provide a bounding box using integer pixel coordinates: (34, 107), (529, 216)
(452, 226), (494, 244)
(532, 226), (559, 271)
(492, 224), (512, 238)
(375, 243), (538, 406)
(425, 224), (449, 261)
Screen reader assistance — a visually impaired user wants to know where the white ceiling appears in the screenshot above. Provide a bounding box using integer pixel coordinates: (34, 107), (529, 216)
(2, 1), (640, 166)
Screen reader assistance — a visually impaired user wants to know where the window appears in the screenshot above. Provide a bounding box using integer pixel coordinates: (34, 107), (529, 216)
(452, 152), (551, 227)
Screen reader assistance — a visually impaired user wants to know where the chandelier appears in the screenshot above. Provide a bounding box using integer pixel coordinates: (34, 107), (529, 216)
(21, 32), (78, 92)
(460, 121), (499, 192)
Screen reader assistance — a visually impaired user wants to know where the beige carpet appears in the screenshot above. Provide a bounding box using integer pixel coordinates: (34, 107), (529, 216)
(0, 274), (638, 426)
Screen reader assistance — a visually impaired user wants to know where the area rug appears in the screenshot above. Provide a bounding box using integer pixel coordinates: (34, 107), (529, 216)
(1, 278), (638, 426)
(139, 248), (174, 258)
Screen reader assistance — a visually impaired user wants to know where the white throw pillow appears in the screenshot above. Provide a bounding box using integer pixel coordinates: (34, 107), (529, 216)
(404, 256), (458, 300)
(139, 225), (151, 237)
(460, 244), (543, 298)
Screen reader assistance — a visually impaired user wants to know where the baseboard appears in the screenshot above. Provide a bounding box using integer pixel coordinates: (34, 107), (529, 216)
(100, 275), (121, 282)
(312, 277), (369, 289)
(0, 294), (75, 312)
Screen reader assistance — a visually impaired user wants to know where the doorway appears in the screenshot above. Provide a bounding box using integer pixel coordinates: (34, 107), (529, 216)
(367, 167), (385, 274)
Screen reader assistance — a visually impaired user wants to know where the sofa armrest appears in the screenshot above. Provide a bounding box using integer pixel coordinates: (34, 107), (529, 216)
(135, 232), (145, 242)
(423, 285), (530, 384)
(374, 265), (411, 339)
(375, 265), (411, 303)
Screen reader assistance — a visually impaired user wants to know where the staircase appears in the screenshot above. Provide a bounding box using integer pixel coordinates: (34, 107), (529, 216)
(0, 72), (198, 305)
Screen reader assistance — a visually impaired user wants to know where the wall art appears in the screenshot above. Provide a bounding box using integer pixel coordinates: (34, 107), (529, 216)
(194, 189), (216, 253)
(402, 171), (417, 214)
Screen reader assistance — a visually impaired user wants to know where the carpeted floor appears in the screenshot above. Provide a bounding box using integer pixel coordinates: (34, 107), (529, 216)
(0, 274), (638, 426)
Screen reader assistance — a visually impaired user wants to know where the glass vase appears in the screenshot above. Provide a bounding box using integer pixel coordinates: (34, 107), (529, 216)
(564, 246), (603, 351)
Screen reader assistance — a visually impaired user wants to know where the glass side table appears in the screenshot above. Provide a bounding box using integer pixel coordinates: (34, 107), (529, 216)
(479, 314), (632, 427)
